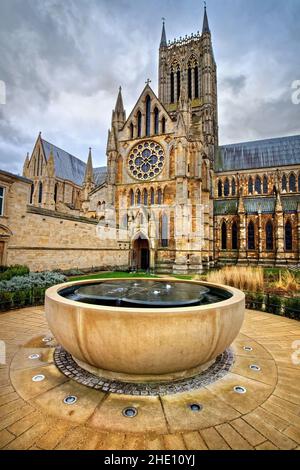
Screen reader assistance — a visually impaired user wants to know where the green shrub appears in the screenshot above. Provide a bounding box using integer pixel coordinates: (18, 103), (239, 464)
(0, 271), (66, 311)
(0, 265), (30, 281)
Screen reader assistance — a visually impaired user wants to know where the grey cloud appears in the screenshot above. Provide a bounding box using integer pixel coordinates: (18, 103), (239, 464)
(0, 0), (299, 174)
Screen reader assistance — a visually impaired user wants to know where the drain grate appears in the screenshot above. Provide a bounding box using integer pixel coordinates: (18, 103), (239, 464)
(54, 347), (234, 396)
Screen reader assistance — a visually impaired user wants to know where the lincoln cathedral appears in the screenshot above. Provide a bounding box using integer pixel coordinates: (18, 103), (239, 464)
(1, 7), (299, 273)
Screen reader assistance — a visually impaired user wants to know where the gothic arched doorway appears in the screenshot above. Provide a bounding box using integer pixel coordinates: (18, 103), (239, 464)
(132, 237), (150, 271)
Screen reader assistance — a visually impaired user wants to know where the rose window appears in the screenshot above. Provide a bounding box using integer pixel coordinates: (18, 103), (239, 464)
(127, 141), (165, 181)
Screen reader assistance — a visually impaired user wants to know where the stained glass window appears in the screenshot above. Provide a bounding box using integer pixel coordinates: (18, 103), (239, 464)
(170, 72), (175, 103)
(285, 221), (293, 251)
(128, 141), (165, 181)
(266, 221), (274, 251)
(255, 176), (262, 194)
(38, 182), (43, 204)
(188, 67), (192, 100)
(154, 108), (159, 135)
(194, 66), (199, 99)
(232, 222), (238, 250)
(289, 173), (296, 192)
(221, 222), (227, 250)
(143, 189), (148, 206)
(161, 117), (166, 134)
(232, 178), (236, 196)
(137, 111), (142, 138)
(282, 174), (287, 192)
(150, 188), (155, 205)
(224, 178), (230, 197)
(248, 177), (253, 195)
(218, 180), (222, 197)
(30, 184), (34, 204)
(248, 221), (255, 250)
(263, 175), (268, 194)
(145, 95), (151, 137)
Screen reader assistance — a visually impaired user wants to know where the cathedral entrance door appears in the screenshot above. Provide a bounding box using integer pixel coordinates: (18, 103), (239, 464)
(133, 237), (150, 271)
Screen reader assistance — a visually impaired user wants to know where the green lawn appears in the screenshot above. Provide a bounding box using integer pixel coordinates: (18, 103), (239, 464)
(68, 271), (159, 282)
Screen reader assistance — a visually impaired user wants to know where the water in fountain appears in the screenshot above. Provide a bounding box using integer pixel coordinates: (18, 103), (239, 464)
(60, 280), (232, 308)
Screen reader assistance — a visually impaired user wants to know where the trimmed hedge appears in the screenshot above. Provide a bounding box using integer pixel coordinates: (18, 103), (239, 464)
(0, 265), (30, 281)
(0, 271), (66, 311)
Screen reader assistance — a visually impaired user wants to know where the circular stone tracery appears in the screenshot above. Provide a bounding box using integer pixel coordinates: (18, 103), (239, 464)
(127, 141), (165, 181)
(54, 346), (234, 396)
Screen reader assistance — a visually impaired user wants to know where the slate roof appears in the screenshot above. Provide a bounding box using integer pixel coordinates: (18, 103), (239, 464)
(41, 139), (106, 187)
(214, 196), (300, 215)
(216, 135), (300, 172)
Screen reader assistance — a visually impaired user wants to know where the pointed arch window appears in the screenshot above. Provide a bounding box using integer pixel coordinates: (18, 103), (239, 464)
(161, 213), (169, 247)
(54, 183), (58, 203)
(218, 180), (222, 197)
(136, 189), (141, 206)
(188, 66), (192, 100)
(129, 189), (134, 206)
(232, 221), (238, 250)
(221, 221), (227, 250)
(285, 221), (293, 251)
(266, 220), (274, 251)
(38, 182), (43, 204)
(150, 188), (155, 205)
(289, 173), (296, 192)
(248, 177), (254, 195)
(145, 95), (151, 137)
(30, 184), (34, 204)
(177, 69), (181, 101)
(255, 176), (262, 194)
(248, 221), (255, 250)
(282, 174), (287, 192)
(161, 117), (166, 134)
(231, 178), (236, 196)
(224, 178), (230, 197)
(263, 175), (268, 194)
(170, 71), (175, 103)
(143, 189), (148, 206)
(154, 107), (159, 135)
(194, 66), (199, 99)
(130, 123), (134, 139)
(157, 188), (163, 205)
(137, 111), (142, 138)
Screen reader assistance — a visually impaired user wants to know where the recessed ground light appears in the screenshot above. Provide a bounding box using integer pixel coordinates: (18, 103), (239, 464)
(234, 386), (247, 394)
(63, 395), (77, 405)
(243, 346), (253, 352)
(122, 407), (138, 418)
(32, 374), (45, 382)
(28, 354), (40, 360)
(250, 364), (261, 371)
(188, 403), (203, 412)
(42, 337), (53, 343)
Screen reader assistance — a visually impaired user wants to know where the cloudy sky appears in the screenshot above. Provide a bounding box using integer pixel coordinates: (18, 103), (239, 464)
(0, 0), (299, 174)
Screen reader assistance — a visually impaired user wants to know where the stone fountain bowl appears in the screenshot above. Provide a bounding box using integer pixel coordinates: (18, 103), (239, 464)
(45, 278), (245, 381)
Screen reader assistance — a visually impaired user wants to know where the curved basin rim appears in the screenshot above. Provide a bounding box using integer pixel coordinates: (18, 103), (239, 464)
(46, 278), (245, 314)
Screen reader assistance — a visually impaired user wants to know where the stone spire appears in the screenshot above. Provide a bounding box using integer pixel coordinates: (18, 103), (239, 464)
(160, 19), (167, 48)
(84, 148), (94, 185)
(112, 87), (126, 130)
(202, 4), (210, 34)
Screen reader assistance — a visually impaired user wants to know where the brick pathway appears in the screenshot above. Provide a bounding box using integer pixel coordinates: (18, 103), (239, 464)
(0, 307), (300, 450)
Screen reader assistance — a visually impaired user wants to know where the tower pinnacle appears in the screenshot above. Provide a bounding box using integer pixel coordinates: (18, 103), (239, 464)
(160, 18), (167, 48)
(202, 4), (210, 34)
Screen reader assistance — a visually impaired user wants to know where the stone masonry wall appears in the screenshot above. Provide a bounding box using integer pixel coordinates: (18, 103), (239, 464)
(6, 178), (129, 272)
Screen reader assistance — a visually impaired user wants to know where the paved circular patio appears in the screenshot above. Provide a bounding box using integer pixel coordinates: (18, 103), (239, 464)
(0, 307), (300, 450)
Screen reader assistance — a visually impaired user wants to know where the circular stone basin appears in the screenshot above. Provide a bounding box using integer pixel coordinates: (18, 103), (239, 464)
(45, 279), (245, 380)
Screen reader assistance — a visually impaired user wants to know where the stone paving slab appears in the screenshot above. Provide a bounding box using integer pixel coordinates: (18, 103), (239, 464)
(0, 307), (299, 450)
